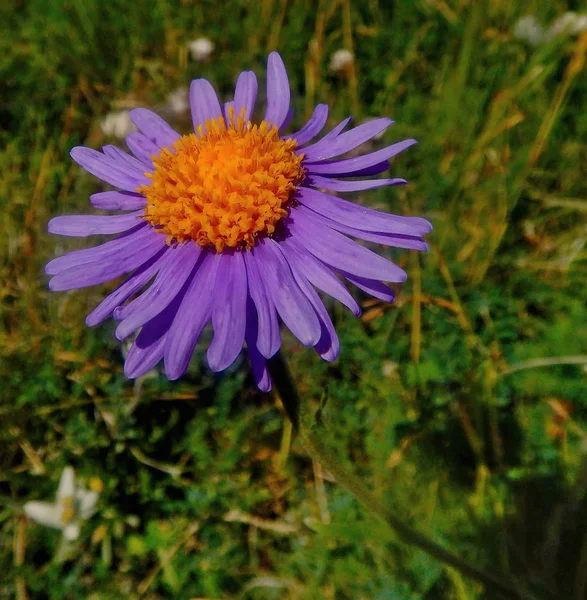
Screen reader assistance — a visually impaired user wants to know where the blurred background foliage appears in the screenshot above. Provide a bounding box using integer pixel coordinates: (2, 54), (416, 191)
(1, 0), (586, 598)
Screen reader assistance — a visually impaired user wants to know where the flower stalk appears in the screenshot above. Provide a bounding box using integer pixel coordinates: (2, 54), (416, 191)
(268, 352), (540, 600)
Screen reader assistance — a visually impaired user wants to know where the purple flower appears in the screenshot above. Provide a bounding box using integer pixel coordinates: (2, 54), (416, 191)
(47, 52), (431, 391)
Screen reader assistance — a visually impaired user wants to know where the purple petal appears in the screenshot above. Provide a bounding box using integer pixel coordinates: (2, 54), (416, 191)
(129, 108), (181, 149)
(86, 248), (168, 326)
(243, 251), (281, 358)
(286, 104), (328, 146)
(305, 212), (429, 250)
(280, 238), (361, 316)
(125, 332), (166, 379)
(207, 252), (248, 372)
(296, 187), (432, 236)
(48, 229), (166, 291)
(126, 132), (160, 166)
(279, 106), (294, 133)
(113, 244), (192, 321)
(320, 117), (352, 141)
(102, 145), (151, 174)
(124, 284), (189, 378)
(114, 243), (201, 340)
(46, 224), (150, 275)
(248, 345), (271, 392)
(305, 174), (406, 192)
(232, 71), (258, 122)
(349, 161), (394, 177)
(90, 191), (146, 211)
(302, 118), (393, 161)
(290, 269), (340, 362)
(252, 239), (321, 347)
(164, 251), (219, 380)
(245, 308), (272, 392)
(48, 211), (143, 237)
(340, 270), (395, 302)
(190, 79), (223, 131)
(264, 52), (291, 129)
(304, 139), (417, 176)
(287, 208), (407, 283)
(70, 147), (149, 190)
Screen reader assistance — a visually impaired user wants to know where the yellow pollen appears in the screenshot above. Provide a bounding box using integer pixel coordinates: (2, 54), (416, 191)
(60, 496), (76, 524)
(139, 109), (305, 252)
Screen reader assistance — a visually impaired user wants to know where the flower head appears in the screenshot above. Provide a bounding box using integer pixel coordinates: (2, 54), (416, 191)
(23, 467), (100, 540)
(47, 52), (431, 391)
(187, 37), (214, 62)
(329, 49), (354, 74)
(166, 86), (190, 116)
(546, 12), (587, 40)
(513, 16), (547, 46)
(513, 12), (587, 47)
(100, 110), (137, 139)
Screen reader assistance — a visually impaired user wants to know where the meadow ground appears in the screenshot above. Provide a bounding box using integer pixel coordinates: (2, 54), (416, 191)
(1, 0), (586, 598)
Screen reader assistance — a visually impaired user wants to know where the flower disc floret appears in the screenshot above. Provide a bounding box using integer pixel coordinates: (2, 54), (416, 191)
(140, 112), (305, 252)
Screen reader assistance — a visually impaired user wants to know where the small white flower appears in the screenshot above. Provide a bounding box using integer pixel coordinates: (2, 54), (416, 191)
(100, 110), (136, 139)
(187, 38), (214, 62)
(23, 466), (101, 541)
(546, 12), (587, 40)
(328, 49), (354, 73)
(382, 361), (399, 378)
(513, 16), (546, 46)
(166, 87), (190, 116)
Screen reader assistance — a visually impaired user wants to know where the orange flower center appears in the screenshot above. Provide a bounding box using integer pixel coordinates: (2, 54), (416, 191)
(139, 110), (305, 252)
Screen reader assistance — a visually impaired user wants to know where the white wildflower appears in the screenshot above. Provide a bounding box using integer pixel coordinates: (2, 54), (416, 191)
(512, 16), (546, 46)
(24, 466), (101, 541)
(100, 110), (136, 139)
(328, 49), (354, 74)
(188, 38), (214, 62)
(166, 87), (190, 116)
(382, 361), (398, 378)
(546, 12), (587, 40)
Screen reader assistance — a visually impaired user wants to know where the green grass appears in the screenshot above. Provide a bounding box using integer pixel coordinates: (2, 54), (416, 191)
(1, 0), (586, 598)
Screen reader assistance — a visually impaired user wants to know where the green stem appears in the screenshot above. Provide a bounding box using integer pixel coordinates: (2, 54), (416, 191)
(267, 352), (541, 600)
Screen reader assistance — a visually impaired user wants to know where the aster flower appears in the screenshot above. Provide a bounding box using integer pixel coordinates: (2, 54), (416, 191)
(46, 52), (431, 391)
(23, 466), (101, 541)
